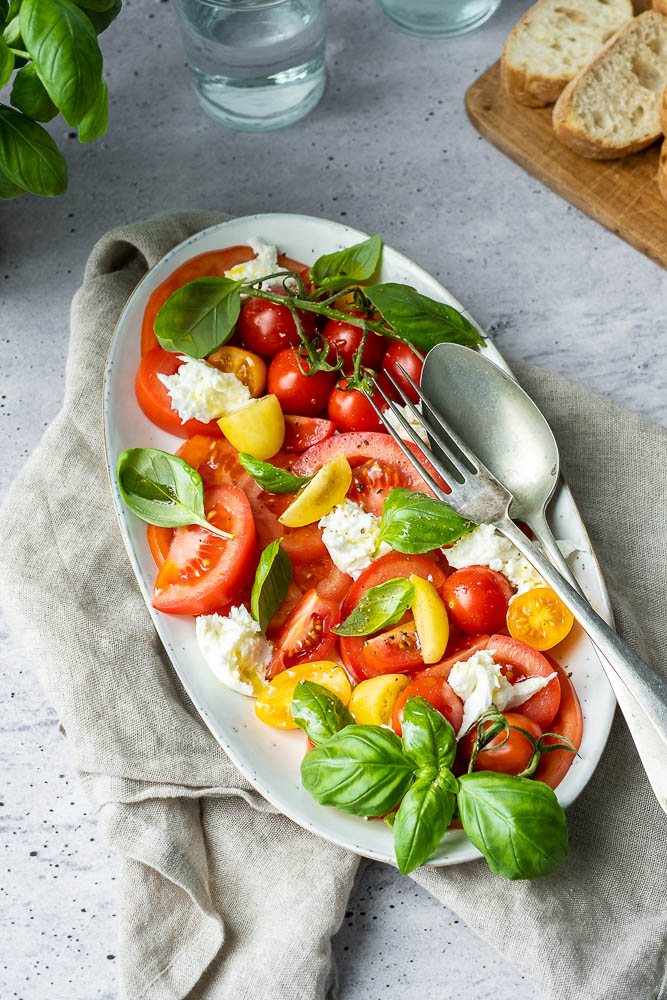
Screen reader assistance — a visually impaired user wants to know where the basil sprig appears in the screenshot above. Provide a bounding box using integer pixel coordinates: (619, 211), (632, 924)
(401, 695), (457, 774)
(251, 539), (292, 633)
(116, 447), (232, 539)
(333, 577), (414, 637)
(393, 772), (458, 875)
(379, 488), (474, 554)
(364, 283), (483, 352)
(238, 453), (313, 494)
(291, 680), (354, 745)
(309, 234), (382, 293)
(154, 276), (243, 359)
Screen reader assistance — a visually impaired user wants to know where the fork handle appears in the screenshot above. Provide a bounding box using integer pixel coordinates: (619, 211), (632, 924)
(499, 517), (667, 749)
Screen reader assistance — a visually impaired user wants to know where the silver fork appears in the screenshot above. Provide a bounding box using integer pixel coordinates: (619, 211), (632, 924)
(363, 368), (667, 761)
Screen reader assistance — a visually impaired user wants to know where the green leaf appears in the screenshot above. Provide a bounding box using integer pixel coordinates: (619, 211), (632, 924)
(379, 488), (474, 554)
(333, 577), (414, 637)
(116, 447), (230, 538)
(310, 234), (382, 293)
(393, 773), (457, 874)
(0, 38), (13, 87)
(301, 725), (415, 817)
(364, 283), (484, 352)
(155, 276), (243, 358)
(2, 13), (20, 44)
(85, 0), (121, 33)
(0, 1), (7, 28)
(401, 696), (457, 774)
(457, 772), (568, 880)
(10, 64), (58, 122)
(291, 680), (354, 745)
(77, 76), (107, 142)
(250, 539), (292, 633)
(238, 453), (312, 494)
(0, 164), (24, 198)
(20, 0), (102, 126)
(74, 0), (116, 10)
(0, 104), (67, 196)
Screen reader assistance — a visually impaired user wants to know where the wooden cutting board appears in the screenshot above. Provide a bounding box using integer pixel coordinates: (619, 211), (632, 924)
(465, 61), (667, 269)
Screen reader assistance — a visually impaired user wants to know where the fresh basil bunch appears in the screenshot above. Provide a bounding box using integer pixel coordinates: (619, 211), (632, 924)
(0, 0), (121, 199)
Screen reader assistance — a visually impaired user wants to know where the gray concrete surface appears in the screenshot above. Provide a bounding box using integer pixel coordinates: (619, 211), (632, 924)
(1, 0), (665, 997)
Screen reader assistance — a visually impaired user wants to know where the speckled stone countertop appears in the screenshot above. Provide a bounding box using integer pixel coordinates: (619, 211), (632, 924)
(1, 0), (666, 997)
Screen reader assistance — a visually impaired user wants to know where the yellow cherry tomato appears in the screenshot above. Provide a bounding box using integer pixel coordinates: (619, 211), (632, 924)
(507, 586), (575, 651)
(348, 674), (411, 726)
(255, 661), (352, 729)
(279, 453), (352, 528)
(218, 393), (284, 460)
(207, 345), (267, 397)
(410, 573), (449, 663)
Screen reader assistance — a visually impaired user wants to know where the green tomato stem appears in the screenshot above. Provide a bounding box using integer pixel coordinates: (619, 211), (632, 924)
(9, 48), (29, 58)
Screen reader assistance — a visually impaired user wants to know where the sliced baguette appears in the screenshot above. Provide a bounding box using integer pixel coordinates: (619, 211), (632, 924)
(654, 0), (667, 18)
(658, 137), (667, 201)
(661, 77), (667, 132)
(501, 0), (633, 107)
(553, 11), (667, 158)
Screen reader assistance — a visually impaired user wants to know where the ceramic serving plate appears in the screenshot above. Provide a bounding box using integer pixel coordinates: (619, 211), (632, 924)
(103, 213), (616, 867)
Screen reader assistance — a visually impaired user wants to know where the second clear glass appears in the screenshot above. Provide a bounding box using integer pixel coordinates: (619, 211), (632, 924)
(376, 0), (501, 38)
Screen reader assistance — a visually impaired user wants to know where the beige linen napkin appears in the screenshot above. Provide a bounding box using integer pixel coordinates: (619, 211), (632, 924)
(1, 212), (665, 1000)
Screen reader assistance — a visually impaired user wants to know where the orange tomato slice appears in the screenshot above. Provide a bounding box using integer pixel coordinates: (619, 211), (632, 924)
(255, 661), (351, 729)
(506, 587), (574, 651)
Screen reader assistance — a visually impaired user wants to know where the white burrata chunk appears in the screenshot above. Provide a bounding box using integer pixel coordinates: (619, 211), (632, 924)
(319, 499), (391, 580)
(196, 606), (272, 697)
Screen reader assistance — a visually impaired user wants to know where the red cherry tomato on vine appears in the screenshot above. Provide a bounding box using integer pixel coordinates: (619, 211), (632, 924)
(443, 565), (513, 634)
(267, 348), (335, 416)
(322, 311), (387, 373)
(392, 676), (463, 737)
(328, 379), (384, 433)
(377, 341), (423, 404)
(461, 711), (542, 776)
(238, 296), (317, 359)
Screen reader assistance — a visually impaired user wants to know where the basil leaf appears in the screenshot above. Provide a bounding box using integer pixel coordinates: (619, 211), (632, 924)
(10, 64), (58, 121)
(78, 76), (107, 142)
(0, 165), (24, 198)
(2, 13), (19, 44)
(333, 578), (414, 637)
(291, 680), (354, 745)
(116, 447), (228, 537)
(310, 234), (382, 293)
(365, 283), (483, 352)
(250, 539), (292, 633)
(155, 276), (243, 358)
(20, 0), (103, 127)
(0, 105), (67, 196)
(401, 696), (457, 774)
(0, 1), (7, 28)
(0, 38), (13, 87)
(301, 725), (415, 817)
(457, 772), (568, 880)
(74, 0), (117, 10)
(393, 773), (457, 874)
(238, 453), (312, 494)
(379, 488), (474, 554)
(85, 0), (121, 32)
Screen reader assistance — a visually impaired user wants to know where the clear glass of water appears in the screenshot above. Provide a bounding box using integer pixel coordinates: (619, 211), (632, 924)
(375, 0), (501, 38)
(174, 0), (326, 132)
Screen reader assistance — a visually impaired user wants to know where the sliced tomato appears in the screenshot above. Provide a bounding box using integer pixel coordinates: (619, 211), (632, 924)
(416, 633), (491, 679)
(152, 484), (256, 615)
(284, 415), (335, 452)
(292, 559), (352, 603)
(136, 347), (223, 438)
(147, 524), (173, 569)
(267, 589), (341, 678)
(281, 523), (329, 565)
(461, 711), (543, 776)
(534, 656), (583, 789)
(486, 634), (562, 730)
(392, 676), (463, 737)
(362, 621), (423, 674)
(176, 435), (245, 486)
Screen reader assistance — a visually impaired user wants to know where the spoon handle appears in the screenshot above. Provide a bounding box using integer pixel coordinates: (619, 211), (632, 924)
(499, 516), (667, 751)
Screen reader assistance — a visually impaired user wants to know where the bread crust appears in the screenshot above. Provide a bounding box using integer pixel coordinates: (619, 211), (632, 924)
(661, 80), (667, 135)
(500, 50), (568, 107)
(653, 0), (667, 18)
(657, 137), (667, 201)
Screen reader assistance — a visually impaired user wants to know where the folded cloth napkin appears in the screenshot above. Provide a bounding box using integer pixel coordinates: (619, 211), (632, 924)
(1, 212), (665, 1000)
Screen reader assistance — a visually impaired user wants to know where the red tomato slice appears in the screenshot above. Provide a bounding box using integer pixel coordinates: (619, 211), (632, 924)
(392, 676), (463, 737)
(152, 485), (256, 615)
(534, 655), (583, 789)
(362, 621), (423, 673)
(283, 415), (335, 452)
(292, 431), (449, 516)
(267, 589), (341, 678)
(136, 347), (223, 438)
(281, 523), (329, 565)
(147, 523), (173, 569)
(417, 634), (491, 679)
(176, 435), (245, 486)
(486, 634), (562, 730)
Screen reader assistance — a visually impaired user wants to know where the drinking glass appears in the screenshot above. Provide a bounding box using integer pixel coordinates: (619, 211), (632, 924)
(174, 0), (326, 132)
(375, 0), (501, 37)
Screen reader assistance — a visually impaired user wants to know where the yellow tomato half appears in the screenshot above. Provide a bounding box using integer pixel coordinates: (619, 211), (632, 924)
(410, 573), (449, 663)
(207, 345), (267, 397)
(218, 393), (284, 460)
(507, 586), (574, 651)
(348, 674), (411, 726)
(279, 453), (352, 528)
(255, 661), (352, 729)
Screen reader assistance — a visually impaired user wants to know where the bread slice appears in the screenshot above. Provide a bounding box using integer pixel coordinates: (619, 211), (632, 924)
(654, 0), (667, 19)
(553, 11), (667, 158)
(660, 77), (667, 132)
(501, 0), (633, 107)
(657, 137), (667, 201)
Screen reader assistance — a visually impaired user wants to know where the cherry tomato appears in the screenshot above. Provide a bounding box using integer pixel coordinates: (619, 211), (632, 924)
(152, 485), (256, 616)
(135, 347), (224, 438)
(238, 297), (317, 359)
(443, 565), (513, 634)
(507, 586), (575, 651)
(283, 415), (335, 451)
(534, 655), (583, 789)
(291, 560), (352, 604)
(322, 311), (387, 372)
(377, 341), (423, 404)
(267, 348), (335, 417)
(268, 589), (341, 678)
(392, 676), (463, 737)
(461, 711), (542, 776)
(146, 524), (173, 569)
(328, 379), (385, 433)
(362, 621), (423, 673)
(206, 344), (267, 397)
(485, 634), (561, 730)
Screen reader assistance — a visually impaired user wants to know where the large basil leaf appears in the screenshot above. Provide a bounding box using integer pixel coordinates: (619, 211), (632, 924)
(333, 577), (414, 637)
(10, 64), (58, 122)
(365, 283), (483, 351)
(78, 76), (107, 142)
(401, 696), (457, 774)
(155, 276), (243, 358)
(85, 0), (121, 32)
(0, 38), (13, 87)
(457, 772), (568, 880)
(379, 488), (474, 554)
(291, 680), (354, 745)
(2, 13), (19, 43)
(393, 772), (457, 874)
(0, 165), (23, 198)
(20, 0), (103, 127)
(116, 447), (230, 538)
(0, 105), (67, 196)
(301, 725), (415, 817)
(75, 0), (117, 10)
(238, 453), (312, 494)
(310, 234), (382, 293)
(250, 539), (292, 633)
